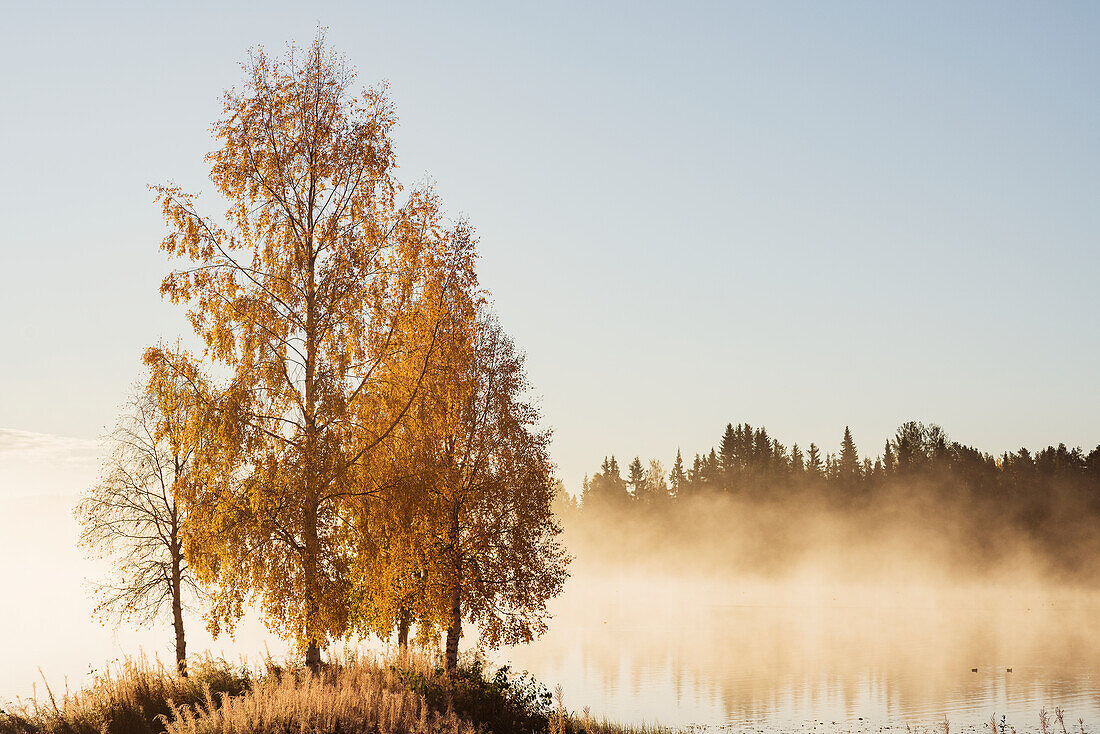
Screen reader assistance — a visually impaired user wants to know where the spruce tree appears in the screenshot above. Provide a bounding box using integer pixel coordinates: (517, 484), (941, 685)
(883, 441), (897, 476)
(687, 453), (704, 495)
(771, 439), (788, 479)
(669, 449), (687, 498)
(702, 448), (720, 489)
(627, 456), (646, 499)
(791, 443), (805, 474)
(838, 426), (861, 485)
(753, 428), (771, 469)
(603, 455), (621, 478)
(806, 443), (823, 479)
(719, 423), (738, 483)
(586, 456), (630, 509)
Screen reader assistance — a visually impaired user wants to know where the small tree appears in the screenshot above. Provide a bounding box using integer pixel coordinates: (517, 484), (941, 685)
(550, 479), (580, 523)
(883, 441), (897, 476)
(806, 443), (823, 480)
(645, 459), (668, 504)
(627, 457), (646, 499)
(398, 311), (568, 673)
(790, 443), (805, 474)
(838, 426), (861, 486)
(583, 456), (630, 510)
(668, 449), (687, 498)
(76, 374), (201, 675)
(718, 423), (738, 487)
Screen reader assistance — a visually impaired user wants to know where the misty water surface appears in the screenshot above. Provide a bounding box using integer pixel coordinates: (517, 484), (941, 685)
(498, 567), (1100, 730)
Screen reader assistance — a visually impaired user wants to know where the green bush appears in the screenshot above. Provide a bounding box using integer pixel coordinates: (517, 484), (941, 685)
(391, 657), (554, 734)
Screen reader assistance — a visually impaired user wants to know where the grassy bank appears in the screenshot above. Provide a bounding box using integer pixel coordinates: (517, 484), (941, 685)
(0, 653), (660, 734)
(1, 655), (1091, 734)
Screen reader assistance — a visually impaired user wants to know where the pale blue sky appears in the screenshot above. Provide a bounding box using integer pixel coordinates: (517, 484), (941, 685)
(1, 1), (1098, 492)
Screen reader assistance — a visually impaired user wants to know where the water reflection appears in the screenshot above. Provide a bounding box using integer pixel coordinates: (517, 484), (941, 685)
(499, 568), (1100, 730)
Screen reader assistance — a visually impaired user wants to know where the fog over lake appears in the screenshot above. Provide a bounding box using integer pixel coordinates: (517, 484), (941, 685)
(4, 429), (1099, 732)
(499, 569), (1100, 730)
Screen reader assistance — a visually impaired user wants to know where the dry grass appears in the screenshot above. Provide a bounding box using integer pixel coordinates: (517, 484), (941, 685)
(163, 659), (471, 734)
(0, 655), (249, 734)
(0, 651), (584, 734)
(0, 652), (475, 734)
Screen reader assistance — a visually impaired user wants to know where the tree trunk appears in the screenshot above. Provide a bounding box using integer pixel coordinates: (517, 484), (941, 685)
(306, 640), (322, 672)
(444, 497), (463, 673)
(303, 508), (323, 675)
(303, 495), (323, 675)
(445, 512), (462, 675)
(171, 549), (187, 677)
(397, 607), (411, 651)
(303, 230), (322, 678)
(445, 580), (461, 673)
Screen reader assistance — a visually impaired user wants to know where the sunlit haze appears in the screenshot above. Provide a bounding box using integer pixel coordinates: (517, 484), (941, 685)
(1, 4), (1099, 732)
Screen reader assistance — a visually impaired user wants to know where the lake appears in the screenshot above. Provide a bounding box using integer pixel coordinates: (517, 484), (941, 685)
(3, 433), (1098, 732)
(498, 568), (1100, 731)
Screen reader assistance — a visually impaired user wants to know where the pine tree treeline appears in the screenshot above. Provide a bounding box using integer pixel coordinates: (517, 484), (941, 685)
(562, 421), (1100, 579)
(577, 420), (1100, 505)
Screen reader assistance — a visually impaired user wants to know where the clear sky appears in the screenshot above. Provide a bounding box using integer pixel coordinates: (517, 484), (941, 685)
(1, 1), (1098, 494)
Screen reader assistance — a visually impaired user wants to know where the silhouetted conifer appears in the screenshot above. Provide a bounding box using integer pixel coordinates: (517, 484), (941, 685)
(669, 449), (687, 497)
(838, 426), (861, 486)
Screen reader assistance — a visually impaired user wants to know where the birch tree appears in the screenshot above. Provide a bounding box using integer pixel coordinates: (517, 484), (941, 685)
(404, 311), (569, 672)
(76, 370), (201, 675)
(147, 33), (472, 670)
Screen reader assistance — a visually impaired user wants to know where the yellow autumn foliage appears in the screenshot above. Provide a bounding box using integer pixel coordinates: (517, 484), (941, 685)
(145, 33), (475, 667)
(142, 31), (566, 673)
